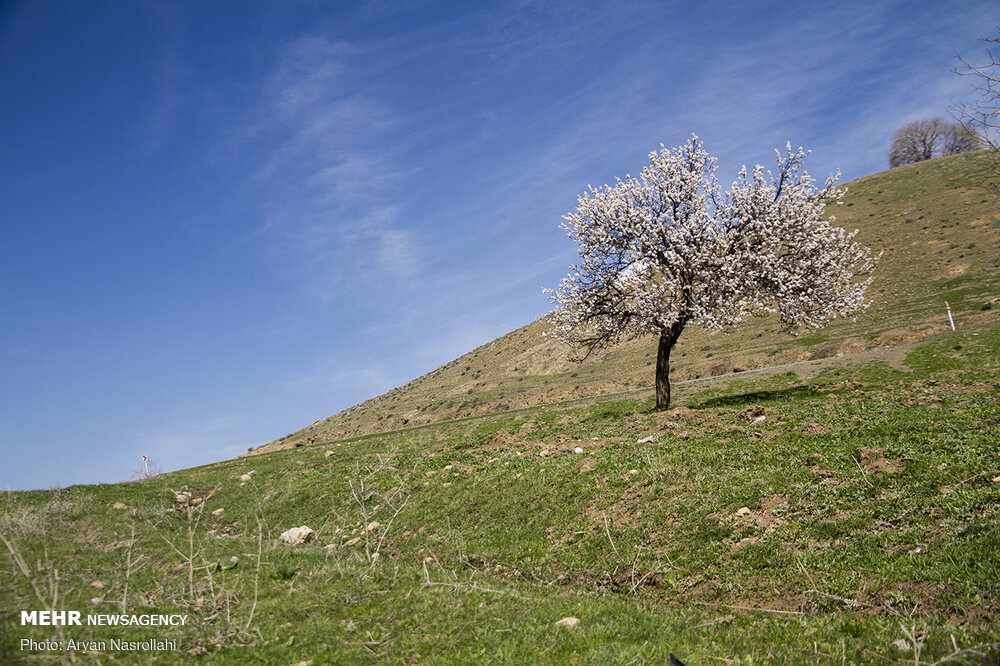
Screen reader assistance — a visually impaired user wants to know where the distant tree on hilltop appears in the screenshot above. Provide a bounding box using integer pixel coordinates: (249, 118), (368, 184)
(546, 136), (879, 410)
(943, 122), (983, 156)
(888, 118), (982, 168)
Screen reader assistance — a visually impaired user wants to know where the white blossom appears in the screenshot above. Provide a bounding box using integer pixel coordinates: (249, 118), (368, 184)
(544, 135), (880, 408)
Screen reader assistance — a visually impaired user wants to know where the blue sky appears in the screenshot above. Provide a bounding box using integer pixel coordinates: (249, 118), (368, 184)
(1, 0), (994, 490)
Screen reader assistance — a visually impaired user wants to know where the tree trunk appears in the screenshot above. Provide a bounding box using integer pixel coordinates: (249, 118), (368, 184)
(655, 322), (685, 410)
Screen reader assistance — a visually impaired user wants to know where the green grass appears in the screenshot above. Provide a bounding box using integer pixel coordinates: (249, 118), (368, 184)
(3, 324), (1000, 663)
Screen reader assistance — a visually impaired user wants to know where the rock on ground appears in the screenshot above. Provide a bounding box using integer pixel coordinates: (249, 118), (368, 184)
(279, 526), (315, 545)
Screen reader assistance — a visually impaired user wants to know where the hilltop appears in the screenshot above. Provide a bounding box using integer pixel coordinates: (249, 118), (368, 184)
(255, 150), (1000, 453)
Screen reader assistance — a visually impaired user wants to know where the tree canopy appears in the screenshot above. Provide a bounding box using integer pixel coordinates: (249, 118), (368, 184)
(547, 136), (879, 409)
(888, 119), (981, 168)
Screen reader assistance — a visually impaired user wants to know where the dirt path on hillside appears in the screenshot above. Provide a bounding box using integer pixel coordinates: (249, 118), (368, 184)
(679, 334), (923, 386)
(550, 332), (946, 413)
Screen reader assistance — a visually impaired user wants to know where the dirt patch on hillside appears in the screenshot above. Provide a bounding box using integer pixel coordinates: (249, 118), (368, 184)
(941, 263), (969, 279)
(485, 430), (519, 452)
(866, 458), (905, 475)
(643, 406), (720, 432)
(799, 421), (829, 435)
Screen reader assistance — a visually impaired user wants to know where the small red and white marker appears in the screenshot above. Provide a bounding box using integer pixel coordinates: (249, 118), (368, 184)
(142, 455), (150, 477)
(945, 301), (956, 331)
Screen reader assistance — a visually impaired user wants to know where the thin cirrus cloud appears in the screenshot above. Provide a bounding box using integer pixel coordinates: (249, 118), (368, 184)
(232, 35), (419, 300)
(225, 0), (995, 369)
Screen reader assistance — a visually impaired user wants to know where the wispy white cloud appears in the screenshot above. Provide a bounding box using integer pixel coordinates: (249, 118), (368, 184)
(232, 34), (420, 297)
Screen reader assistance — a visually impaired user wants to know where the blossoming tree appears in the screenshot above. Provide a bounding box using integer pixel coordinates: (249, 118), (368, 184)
(546, 135), (880, 409)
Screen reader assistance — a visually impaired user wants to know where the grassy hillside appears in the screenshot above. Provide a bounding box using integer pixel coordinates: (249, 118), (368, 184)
(2, 324), (999, 663)
(256, 150), (1000, 453)
(2, 151), (999, 664)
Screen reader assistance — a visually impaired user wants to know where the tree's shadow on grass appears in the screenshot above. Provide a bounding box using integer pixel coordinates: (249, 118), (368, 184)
(694, 385), (823, 409)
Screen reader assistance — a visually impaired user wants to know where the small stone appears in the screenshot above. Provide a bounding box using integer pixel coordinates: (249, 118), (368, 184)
(573, 447), (584, 454)
(325, 450), (335, 457)
(174, 492), (192, 505)
(112, 502), (128, 510)
(627, 469), (639, 476)
(364, 521), (381, 533)
(539, 449), (550, 457)
(246, 470), (257, 477)
(239, 474), (252, 482)
(992, 475), (1000, 484)
(637, 436), (656, 444)
(90, 581), (104, 589)
(907, 546), (923, 555)
(938, 486), (954, 495)
(212, 508), (225, 516)
(555, 617), (580, 629)
(443, 464), (453, 471)
(344, 536), (362, 547)
(735, 507), (752, 517)
(189, 497), (202, 506)
(325, 543), (337, 551)
(90, 597), (102, 606)
(187, 646), (208, 657)
(752, 415), (766, 424)
(279, 526), (315, 545)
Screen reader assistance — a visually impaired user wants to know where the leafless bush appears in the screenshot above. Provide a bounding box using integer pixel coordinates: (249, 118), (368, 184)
(952, 30), (1000, 151)
(0, 496), (77, 663)
(338, 448), (411, 579)
(148, 486), (263, 646)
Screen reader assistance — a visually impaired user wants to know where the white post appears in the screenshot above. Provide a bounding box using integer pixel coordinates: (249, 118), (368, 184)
(945, 301), (956, 331)
(142, 455), (150, 478)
